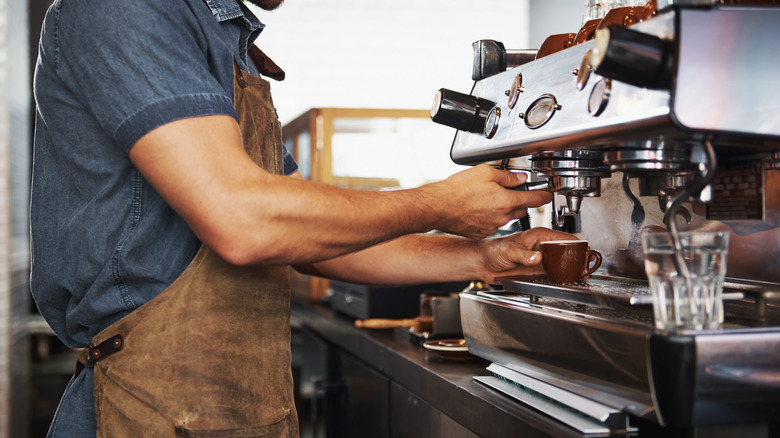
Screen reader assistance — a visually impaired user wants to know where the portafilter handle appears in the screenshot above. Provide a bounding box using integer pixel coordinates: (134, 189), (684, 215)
(511, 180), (551, 230)
(511, 180), (551, 192)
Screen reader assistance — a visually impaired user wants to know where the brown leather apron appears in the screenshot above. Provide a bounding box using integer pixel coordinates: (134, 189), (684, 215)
(81, 51), (298, 437)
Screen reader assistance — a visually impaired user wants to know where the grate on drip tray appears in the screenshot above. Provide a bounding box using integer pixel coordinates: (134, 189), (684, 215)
(497, 274), (654, 309)
(534, 297), (655, 325)
(497, 274), (747, 309)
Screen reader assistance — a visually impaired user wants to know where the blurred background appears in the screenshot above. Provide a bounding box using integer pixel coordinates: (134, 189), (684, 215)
(0, 0), (580, 436)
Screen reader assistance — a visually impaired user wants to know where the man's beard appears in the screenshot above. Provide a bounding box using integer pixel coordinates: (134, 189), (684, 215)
(245, 0), (284, 11)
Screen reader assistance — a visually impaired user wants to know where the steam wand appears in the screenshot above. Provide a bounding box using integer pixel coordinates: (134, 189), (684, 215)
(662, 140), (718, 282)
(622, 173), (645, 235)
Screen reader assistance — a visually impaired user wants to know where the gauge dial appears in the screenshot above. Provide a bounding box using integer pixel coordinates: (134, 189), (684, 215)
(523, 94), (561, 130)
(588, 78), (611, 117)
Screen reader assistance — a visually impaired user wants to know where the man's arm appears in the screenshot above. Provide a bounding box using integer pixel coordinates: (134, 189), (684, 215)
(297, 227), (578, 285)
(129, 115), (553, 266)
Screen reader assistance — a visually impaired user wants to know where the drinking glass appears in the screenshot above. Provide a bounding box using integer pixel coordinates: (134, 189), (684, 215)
(642, 231), (730, 332)
(582, 0), (625, 24)
(582, 0), (649, 24)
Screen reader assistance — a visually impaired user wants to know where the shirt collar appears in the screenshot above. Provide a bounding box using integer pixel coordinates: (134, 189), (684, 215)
(204, 0), (266, 29)
(203, 0), (244, 21)
(203, 0), (266, 44)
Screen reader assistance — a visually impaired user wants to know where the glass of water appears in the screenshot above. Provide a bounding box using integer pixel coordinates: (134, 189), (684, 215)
(642, 231), (730, 332)
(582, 0), (624, 24)
(582, 0), (648, 24)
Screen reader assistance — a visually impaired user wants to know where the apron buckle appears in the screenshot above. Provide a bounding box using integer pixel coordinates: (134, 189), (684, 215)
(75, 334), (124, 377)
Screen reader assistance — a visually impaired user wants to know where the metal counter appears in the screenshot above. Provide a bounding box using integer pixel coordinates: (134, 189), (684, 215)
(292, 299), (649, 438)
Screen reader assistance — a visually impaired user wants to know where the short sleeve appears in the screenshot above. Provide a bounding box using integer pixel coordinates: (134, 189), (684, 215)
(283, 147), (298, 176)
(51, 0), (238, 153)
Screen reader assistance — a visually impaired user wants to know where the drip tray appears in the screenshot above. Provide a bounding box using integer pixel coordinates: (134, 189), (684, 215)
(497, 274), (747, 309)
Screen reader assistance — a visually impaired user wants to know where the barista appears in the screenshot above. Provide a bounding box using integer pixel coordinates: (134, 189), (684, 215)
(30, 0), (572, 436)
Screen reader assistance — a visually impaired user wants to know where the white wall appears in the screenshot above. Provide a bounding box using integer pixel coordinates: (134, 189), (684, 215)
(529, 0), (582, 48)
(249, 0), (534, 125)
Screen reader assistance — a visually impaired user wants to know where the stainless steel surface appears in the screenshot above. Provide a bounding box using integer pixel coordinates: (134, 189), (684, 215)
(476, 362), (638, 435)
(460, 290), (658, 421)
(439, 6), (780, 226)
(432, 3), (780, 433)
(486, 363), (630, 428)
(495, 274), (748, 308)
(449, 39), (674, 164)
(431, 3), (780, 277)
(531, 150), (609, 219)
(505, 49), (538, 69)
(292, 301), (588, 438)
(460, 290), (780, 427)
(691, 332), (780, 424)
(430, 295), (463, 337)
(673, 8), (780, 138)
(495, 276), (654, 307)
(449, 8), (780, 165)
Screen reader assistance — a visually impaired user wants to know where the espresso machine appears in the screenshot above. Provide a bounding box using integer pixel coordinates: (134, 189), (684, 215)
(431, 0), (780, 435)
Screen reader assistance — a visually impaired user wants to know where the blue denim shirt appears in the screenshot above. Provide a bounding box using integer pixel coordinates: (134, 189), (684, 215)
(31, 0), (295, 434)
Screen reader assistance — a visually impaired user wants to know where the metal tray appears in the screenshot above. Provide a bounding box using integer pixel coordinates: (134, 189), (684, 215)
(497, 274), (748, 309)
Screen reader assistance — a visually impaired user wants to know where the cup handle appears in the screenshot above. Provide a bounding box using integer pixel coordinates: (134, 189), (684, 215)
(583, 250), (602, 277)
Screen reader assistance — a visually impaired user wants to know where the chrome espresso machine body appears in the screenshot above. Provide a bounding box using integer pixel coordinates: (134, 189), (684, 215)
(431, 1), (780, 435)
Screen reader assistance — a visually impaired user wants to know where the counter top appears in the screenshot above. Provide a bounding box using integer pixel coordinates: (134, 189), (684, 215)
(291, 299), (595, 438)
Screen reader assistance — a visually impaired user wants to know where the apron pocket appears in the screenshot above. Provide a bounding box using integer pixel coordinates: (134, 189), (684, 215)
(174, 409), (291, 438)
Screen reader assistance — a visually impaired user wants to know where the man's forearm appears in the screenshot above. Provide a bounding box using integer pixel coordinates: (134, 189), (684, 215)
(299, 233), (483, 286)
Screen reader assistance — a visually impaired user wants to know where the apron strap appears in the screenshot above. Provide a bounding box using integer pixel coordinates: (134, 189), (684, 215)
(248, 45), (285, 81)
(74, 334), (124, 378)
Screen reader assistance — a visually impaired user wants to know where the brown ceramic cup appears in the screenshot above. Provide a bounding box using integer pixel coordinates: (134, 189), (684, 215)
(540, 240), (602, 284)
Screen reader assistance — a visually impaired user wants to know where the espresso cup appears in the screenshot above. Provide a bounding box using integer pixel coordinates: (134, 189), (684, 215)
(540, 240), (602, 284)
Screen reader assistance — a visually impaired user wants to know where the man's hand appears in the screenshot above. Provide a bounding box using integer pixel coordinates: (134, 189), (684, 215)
(477, 228), (578, 283)
(421, 164), (553, 239)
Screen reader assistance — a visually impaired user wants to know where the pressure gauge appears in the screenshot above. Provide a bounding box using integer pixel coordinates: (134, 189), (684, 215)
(575, 50), (593, 91)
(588, 78), (611, 117)
(506, 74), (524, 109)
(484, 106), (501, 138)
(522, 94), (561, 129)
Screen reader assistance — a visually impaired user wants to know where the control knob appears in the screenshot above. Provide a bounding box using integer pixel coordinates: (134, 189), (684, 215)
(589, 25), (671, 89)
(472, 40), (538, 80)
(431, 88), (496, 134)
